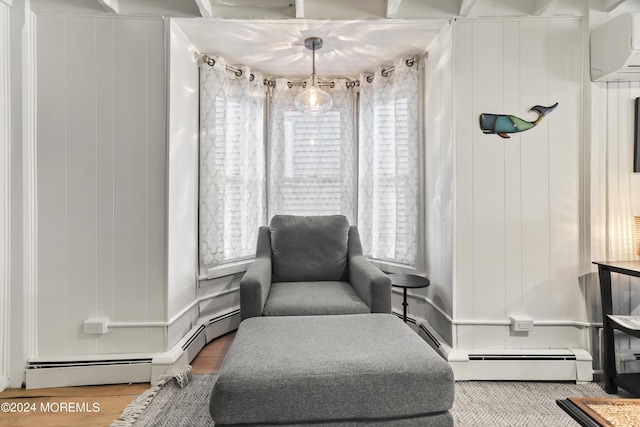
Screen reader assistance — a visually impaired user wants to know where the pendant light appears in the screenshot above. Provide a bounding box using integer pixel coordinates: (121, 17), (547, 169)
(295, 37), (333, 116)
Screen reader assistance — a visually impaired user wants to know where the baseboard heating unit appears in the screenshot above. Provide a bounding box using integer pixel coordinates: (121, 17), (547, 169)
(25, 357), (154, 389)
(25, 308), (240, 389)
(419, 321), (593, 382)
(616, 349), (640, 374)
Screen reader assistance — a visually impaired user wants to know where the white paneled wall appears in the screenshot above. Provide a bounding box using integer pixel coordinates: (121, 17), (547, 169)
(35, 15), (167, 356)
(454, 19), (584, 349)
(0, 1), (10, 390)
(167, 20), (199, 348)
(423, 23), (455, 344)
(592, 82), (640, 351)
(595, 83), (640, 263)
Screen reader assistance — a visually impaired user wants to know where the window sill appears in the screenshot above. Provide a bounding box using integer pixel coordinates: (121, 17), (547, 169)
(200, 258), (254, 281)
(368, 259), (417, 275)
(199, 258), (414, 281)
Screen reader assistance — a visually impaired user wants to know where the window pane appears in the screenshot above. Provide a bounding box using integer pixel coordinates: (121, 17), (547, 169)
(358, 61), (419, 267)
(278, 111), (343, 215)
(199, 61), (265, 271)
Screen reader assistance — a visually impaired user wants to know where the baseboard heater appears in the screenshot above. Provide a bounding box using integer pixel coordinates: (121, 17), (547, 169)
(181, 325), (206, 351)
(450, 349), (592, 382)
(27, 358), (153, 369)
(178, 309), (240, 370)
(25, 357), (153, 389)
(419, 320), (593, 383)
(616, 350), (640, 374)
(392, 310), (417, 325)
(468, 354), (577, 361)
(419, 323), (441, 349)
(25, 308), (241, 389)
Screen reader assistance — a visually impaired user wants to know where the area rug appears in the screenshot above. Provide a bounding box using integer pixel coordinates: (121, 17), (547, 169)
(566, 397), (640, 427)
(112, 375), (632, 427)
(451, 381), (628, 427)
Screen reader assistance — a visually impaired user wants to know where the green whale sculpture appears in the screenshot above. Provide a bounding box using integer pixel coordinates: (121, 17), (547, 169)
(479, 103), (558, 139)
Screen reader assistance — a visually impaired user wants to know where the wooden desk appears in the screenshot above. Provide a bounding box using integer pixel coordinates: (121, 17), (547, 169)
(593, 261), (640, 395)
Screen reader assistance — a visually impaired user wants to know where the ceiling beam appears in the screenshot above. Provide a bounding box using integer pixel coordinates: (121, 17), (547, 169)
(97, 0), (119, 14)
(533, 0), (556, 16)
(194, 0), (213, 17)
(602, 0), (626, 12)
(387, 0), (402, 18)
(459, 0), (479, 17)
(295, 0), (304, 18)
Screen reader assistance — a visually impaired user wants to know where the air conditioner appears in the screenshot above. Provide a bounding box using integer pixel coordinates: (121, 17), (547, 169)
(591, 13), (640, 82)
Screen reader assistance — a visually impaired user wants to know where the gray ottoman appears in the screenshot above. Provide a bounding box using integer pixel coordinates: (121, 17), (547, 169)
(209, 314), (454, 426)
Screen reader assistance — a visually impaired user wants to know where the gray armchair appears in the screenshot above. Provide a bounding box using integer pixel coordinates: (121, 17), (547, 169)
(240, 214), (391, 320)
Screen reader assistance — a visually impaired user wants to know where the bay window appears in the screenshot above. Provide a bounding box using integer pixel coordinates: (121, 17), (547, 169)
(199, 56), (421, 278)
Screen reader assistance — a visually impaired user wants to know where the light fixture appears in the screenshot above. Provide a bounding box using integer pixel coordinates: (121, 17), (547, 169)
(635, 216), (640, 256)
(295, 37), (333, 116)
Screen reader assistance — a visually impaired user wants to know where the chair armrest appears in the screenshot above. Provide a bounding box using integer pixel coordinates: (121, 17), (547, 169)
(349, 256), (391, 313)
(240, 257), (272, 321)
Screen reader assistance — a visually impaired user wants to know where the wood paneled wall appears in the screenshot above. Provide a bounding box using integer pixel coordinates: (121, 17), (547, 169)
(166, 20), (199, 349)
(454, 18), (584, 349)
(591, 81), (640, 351)
(423, 23), (455, 344)
(35, 16), (167, 356)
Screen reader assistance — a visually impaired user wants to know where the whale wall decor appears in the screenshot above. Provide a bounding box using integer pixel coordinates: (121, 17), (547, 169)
(479, 103), (558, 139)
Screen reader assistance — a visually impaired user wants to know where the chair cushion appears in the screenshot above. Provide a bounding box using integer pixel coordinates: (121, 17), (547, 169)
(262, 281), (370, 316)
(270, 215), (350, 282)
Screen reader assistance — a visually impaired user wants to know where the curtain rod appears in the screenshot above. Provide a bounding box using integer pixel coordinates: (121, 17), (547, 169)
(202, 55), (418, 87)
(202, 55), (257, 81)
(365, 57), (418, 83)
(259, 79), (359, 89)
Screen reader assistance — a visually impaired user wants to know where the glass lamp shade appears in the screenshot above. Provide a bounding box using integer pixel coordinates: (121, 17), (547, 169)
(295, 84), (333, 116)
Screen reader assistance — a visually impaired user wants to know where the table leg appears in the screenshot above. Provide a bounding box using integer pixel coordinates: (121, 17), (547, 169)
(402, 289), (408, 323)
(598, 266), (617, 394)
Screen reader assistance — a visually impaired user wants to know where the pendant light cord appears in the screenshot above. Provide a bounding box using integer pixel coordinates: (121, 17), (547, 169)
(311, 42), (317, 84)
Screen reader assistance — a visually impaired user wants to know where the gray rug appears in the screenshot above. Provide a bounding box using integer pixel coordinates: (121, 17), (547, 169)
(121, 375), (628, 426)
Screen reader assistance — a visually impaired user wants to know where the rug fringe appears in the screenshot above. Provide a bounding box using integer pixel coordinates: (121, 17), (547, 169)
(110, 365), (193, 427)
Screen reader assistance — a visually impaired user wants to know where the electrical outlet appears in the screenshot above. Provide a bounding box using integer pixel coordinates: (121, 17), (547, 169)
(510, 315), (534, 332)
(84, 319), (109, 334)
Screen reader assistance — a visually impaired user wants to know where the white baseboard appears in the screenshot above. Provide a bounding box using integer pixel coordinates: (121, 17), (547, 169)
(25, 308), (240, 389)
(0, 375), (7, 392)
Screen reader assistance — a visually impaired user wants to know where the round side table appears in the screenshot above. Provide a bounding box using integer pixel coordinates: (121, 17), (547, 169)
(388, 273), (430, 323)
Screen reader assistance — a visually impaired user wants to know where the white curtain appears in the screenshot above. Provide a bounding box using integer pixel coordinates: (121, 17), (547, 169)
(199, 56), (266, 270)
(268, 78), (356, 222)
(358, 59), (420, 267)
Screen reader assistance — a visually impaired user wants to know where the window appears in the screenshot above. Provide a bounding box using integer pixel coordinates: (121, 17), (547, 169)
(276, 111), (343, 215)
(199, 60), (420, 276)
(268, 78), (356, 222)
(358, 60), (420, 268)
(199, 58), (265, 274)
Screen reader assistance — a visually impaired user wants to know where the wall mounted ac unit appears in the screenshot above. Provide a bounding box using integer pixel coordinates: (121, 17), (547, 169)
(591, 13), (640, 82)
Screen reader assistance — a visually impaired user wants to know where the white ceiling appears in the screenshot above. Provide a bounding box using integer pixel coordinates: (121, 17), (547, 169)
(175, 19), (447, 78)
(30, 0), (640, 78)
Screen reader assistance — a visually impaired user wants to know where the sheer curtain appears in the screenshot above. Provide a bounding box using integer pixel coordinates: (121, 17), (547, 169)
(358, 58), (420, 267)
(199, 56), (266, 271)
(268, 78), (356, 222)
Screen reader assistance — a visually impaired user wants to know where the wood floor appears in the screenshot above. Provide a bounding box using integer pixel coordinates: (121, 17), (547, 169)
(0, 331), (236, 427)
